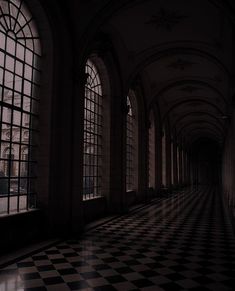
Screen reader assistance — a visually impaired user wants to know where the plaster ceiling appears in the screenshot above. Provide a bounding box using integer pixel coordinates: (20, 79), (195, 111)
(104, 0), (235, 147)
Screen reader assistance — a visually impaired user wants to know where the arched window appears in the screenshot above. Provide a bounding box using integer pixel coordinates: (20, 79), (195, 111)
(148, 111), (155, 188)
(83, 59), (103, 200)
(0, 0), (41, 215)
(126, 96), (134, 191)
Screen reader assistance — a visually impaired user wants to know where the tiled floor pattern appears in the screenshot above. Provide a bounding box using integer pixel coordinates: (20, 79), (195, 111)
(0, 187), (235, 290)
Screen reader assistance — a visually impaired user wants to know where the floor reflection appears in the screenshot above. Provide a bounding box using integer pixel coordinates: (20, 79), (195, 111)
(0, 187), (234, 291)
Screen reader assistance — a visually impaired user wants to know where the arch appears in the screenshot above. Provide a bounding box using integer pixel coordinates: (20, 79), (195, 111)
(149, 79), (227, 114)
(126, 89), (138, 191)
(187, 135), (223, 153)
(171, 137), (174, 186)
(148, 109), (155, 188)
(176, 120), (225, 139)
(162, 98), (225, 123)
(82, 56), (110, 200)
(75, 0), (235, 58)
(0, 0), (52, 214)
(162, 126), (167, 187)
(172, 111), (226, 132)
(185, 128), (222, 145)
(128, 46), (231, 90)
(147, 101), (162, 190)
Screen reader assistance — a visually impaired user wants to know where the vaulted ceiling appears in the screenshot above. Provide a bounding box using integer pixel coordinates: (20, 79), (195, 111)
(63, 0), (235, 149)
(101, 0), (235, 148)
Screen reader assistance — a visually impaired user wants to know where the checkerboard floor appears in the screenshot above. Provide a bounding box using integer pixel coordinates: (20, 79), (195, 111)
(0, 187), (235, 290)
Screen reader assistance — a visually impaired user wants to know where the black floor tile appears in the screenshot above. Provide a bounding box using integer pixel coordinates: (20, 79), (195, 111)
(80, 271), (102, 279)
(140, 270), (159, 277)
(93, 286), (117, 291)
(115, 266), (134, 274)
(20, 272), (41, 280)
(58, 268), (78, 275)
(17, 262), (35, 268)
(67, 280), (90, 290)
(194, 276), (215, 285)
(93, 264), (110, 270)
(106, 275), (127, 283)
(43, 276), (64, 285)
(166, 273), (186, 281)
(37, 264), (55, 272)
(0, 187), (234, 291)
(160, 282), (183, 291)
(132, 278), (155, 288)
(24, 287), (47, 291)
(50, 258), (68, 264)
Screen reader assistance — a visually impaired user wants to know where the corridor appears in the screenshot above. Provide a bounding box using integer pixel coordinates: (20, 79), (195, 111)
(0, 188), (234, 291)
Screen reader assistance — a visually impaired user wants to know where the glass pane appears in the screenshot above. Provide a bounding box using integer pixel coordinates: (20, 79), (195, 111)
(16, 43), (25, 60)
(0, 0), (41, 215)
(12, 126), (20, 142)
(20, 178), (27, 193)
(0, 196), (8, 216)
(83, 59), (103, 200)
(5, 56), (15, 72)
(25, 64), (32, 80)
(6, 36), (16, 55)
(28, 193), (36, 209)
(15, 61), (23, 75)
(19, 195), (27, 211)
(24, 80), (31, 95)
(0, 32), (5, 50)
(9, 195), (18, 213)
(13, 110), (21, 126)
(14, 76), (23, 92)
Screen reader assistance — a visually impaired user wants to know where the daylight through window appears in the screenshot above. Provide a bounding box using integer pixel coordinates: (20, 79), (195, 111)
(0, 0), (41, 215)
(126, 96), (134, 191)
(83, 59), (103, 200)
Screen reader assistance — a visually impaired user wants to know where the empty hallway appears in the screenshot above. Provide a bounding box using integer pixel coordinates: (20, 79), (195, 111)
(0, 187), (234, 291)
(1, 0), (235, 290)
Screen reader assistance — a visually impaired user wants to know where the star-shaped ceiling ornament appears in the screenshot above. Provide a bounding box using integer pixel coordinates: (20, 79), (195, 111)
(146, 8), (188, 31)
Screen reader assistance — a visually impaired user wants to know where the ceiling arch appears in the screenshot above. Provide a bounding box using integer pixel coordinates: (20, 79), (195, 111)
(172, 111), (227, 131)
(184, 127), (223, 141)
(150, 79), (228, 107)
(187, 134), (223, 149)
(162, 98), (225, 123)
(176, 120), (225, 138)
(128, 46), (231, 86)
(86, 0), (235, 147)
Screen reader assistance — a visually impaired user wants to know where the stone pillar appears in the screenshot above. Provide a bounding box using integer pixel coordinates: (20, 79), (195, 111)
(173, 142), (178, 186)
(155, 127), (162, 190)
(46, 54), (80, 236)
(108, 93), (126, 213)
(137, 120), (148, 202)
(70, 69), (86, 233)
(179, 146), (183, 186)
(165, 132), (172, 188)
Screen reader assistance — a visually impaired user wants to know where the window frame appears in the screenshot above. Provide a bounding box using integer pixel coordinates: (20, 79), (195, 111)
(0, 0), (41, 216)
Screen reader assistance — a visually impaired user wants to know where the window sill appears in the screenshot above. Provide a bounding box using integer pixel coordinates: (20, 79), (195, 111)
(83, 196), (104, 202)
(0, 208), (40, 219)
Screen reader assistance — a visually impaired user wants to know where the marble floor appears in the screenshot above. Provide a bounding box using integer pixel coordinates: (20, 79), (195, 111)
(0, 187), (234, 290)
